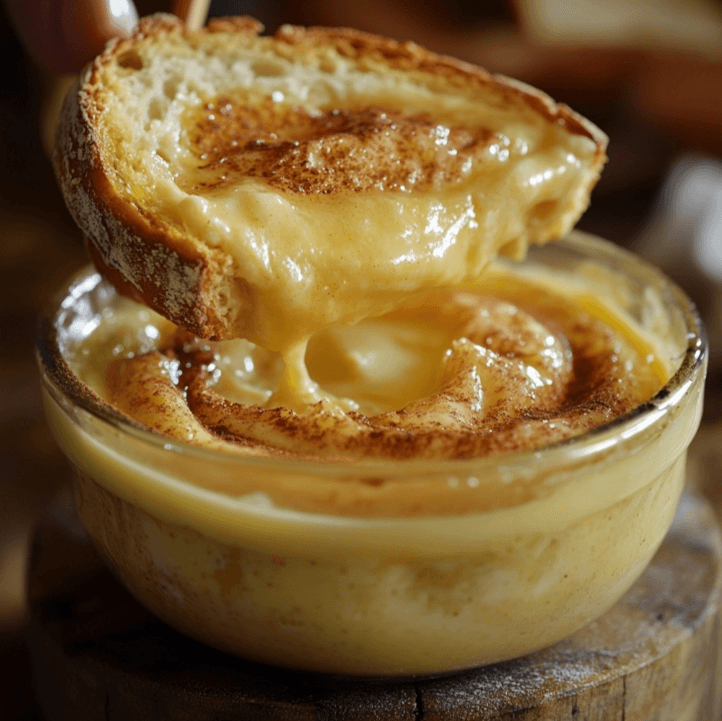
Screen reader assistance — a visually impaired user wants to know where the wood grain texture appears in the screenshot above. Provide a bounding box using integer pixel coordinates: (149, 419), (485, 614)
(27, 493), (722, 721)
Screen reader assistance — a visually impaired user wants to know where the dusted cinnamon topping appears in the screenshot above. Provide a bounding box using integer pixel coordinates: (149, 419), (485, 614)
(79, 269), (666, 462)
(152, 85), (601, 355)
(185, 95), (495, 195)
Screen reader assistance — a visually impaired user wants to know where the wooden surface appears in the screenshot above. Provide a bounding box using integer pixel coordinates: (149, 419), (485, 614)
(27, 493), (722, 721)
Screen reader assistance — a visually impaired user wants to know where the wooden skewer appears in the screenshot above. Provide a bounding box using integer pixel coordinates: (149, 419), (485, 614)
(172, 0), (212, 31)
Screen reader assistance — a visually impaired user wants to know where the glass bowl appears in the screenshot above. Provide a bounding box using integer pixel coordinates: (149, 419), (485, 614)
(36, 232), (706, 676)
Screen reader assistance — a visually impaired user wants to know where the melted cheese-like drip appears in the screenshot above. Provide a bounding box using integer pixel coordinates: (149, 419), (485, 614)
(137, 85), (599, 396)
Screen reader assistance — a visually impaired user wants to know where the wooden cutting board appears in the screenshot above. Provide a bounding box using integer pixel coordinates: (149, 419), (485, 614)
(27, 493), (722, 720)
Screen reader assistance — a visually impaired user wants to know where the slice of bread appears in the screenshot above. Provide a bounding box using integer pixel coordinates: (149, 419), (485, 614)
(54, 14), (607, 348)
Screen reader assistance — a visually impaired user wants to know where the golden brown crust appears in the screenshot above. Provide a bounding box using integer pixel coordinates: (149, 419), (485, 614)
(54, 13), (607, 341)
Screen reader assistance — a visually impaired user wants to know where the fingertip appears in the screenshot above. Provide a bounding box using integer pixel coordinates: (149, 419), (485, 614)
(73, 0), (140, 62)
(105, 0), (139, 37)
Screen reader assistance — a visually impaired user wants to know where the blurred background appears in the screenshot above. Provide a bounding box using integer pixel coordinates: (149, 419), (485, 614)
(1, 0), (721, 715)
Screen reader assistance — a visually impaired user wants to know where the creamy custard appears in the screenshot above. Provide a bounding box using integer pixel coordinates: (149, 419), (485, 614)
(58, 246), (675, 523)
(73, 264), (666, 466)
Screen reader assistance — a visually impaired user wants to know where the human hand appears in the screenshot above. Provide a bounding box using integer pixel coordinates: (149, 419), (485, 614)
(3, 0), (138, 73)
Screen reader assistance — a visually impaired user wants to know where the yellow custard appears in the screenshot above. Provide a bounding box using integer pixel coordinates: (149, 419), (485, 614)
(74, 263), (666, 468)
(55, 234), (681, 523)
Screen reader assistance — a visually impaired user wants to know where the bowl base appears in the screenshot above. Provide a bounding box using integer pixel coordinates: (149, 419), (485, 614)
(26, 492), (722, 720)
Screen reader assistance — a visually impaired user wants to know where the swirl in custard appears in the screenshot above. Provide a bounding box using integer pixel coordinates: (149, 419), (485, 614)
(95, 271), (665, 461)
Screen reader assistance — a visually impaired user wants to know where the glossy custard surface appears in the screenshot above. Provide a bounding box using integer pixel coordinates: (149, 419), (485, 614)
(72, 265), (665, 465)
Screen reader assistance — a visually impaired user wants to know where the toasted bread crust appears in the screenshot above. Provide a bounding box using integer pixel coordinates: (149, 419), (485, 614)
(55, 28), (232, 339)
(54, 14), (607, 341)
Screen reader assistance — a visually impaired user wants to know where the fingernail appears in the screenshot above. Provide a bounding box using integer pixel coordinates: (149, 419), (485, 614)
(106, 0), (139, 36)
